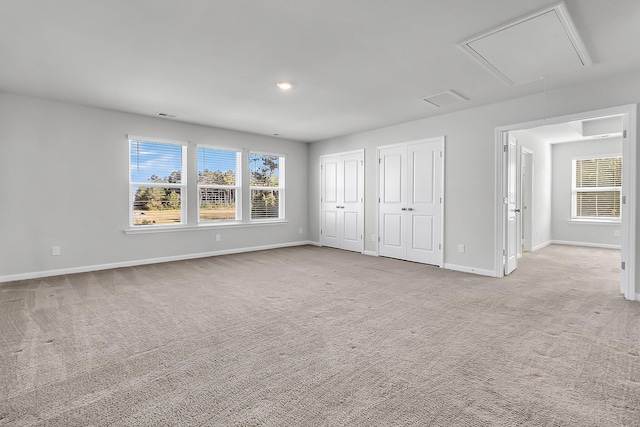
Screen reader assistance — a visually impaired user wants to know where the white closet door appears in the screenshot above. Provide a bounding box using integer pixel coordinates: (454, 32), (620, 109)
(320, 156), (341, 248)
(320, 151), (364, 252)
(407, 141), (441, 264)
(378, 138), (444, 266)
(378, 145), (407, 260)
(340, 152), (364, 252)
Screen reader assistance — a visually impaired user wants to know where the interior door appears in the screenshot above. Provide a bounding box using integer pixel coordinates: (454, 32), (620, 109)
(340, 152), (364, 252)
(378, 146), (407, 260)
(407, 142), (441, 264)
(320, 152), (364, 252)
(320, 156), (341, 248)
(505, 135), (518, 275)
(522, 150), (533, 252)
(379, 138), (443, 266)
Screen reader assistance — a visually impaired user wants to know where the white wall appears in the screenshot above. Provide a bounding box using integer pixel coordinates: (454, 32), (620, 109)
(551, 138), (622, 247)
(0, 92), (309, 280)
(308, 69), (640, 292)
(511, 130), (552, 250)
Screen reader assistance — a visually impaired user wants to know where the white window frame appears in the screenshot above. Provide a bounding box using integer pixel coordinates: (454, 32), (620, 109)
(128, 136), (188, 228)
(249, 152), (286, 221)
(571, 154), (622, 222)
(197, 145), (242, 223)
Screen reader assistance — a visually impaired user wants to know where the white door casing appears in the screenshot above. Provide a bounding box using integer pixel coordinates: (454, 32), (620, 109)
(378, 138), (443, 266)
(320, 151), (364, 253)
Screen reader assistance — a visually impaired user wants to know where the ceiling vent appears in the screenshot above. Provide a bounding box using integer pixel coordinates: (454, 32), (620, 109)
(421, 90), (468, 108)
(458, 2), (592, 86)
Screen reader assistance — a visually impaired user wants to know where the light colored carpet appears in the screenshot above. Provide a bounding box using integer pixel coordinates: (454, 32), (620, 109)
(1, 244), (639, 426)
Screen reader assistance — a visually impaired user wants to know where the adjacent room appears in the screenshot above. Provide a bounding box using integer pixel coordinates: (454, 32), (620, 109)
(1, 1), (640, 425)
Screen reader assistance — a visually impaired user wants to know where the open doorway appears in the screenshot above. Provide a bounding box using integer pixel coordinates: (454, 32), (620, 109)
(495, 104), (637, 301)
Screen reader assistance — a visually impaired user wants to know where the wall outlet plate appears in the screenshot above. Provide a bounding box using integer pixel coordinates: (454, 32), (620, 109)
(52, 246), (61, 256)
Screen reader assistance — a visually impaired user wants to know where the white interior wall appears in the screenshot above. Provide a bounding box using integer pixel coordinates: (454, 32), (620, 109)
(0, 92), (309, 280)
(309, 69), (640, 292)
(551, 138), (622, 247)
(2, 69), (639, 296)
(510, 130), (552, 250)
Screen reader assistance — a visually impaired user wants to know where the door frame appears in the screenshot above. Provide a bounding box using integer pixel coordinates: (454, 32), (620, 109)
(376, 136), (445, 267)
(319, 149), (365, 253)
(494, 104), (637, 301)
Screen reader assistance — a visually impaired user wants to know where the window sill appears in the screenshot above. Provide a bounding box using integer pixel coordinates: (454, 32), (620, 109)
(124, 219), (288, 235)
(568, 219), (621, 225)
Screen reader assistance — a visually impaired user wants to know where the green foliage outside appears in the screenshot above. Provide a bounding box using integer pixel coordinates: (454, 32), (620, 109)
(250, 155), (280, 218)
(133, 155), (281, 223)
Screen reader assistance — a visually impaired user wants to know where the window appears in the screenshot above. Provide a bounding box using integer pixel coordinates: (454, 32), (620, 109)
(197, 147), (241, 222)
(127, 138), (287, 230)
(250, 153), (285, 220)
(572, 156), (622, 220)
(129, 138), (187, 226)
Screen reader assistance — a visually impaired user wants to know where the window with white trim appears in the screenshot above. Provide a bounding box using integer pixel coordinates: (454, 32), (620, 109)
(572, 156), (622, 221)
(249, 153), (285, 220)
(129, 138), (187, 226)
(197, 146), (241, 222)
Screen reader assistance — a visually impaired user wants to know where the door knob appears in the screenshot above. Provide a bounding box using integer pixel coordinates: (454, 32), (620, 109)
(514, 209), (521, 213)
(407, 208), (414, 211)
(401, 208), (407, 211)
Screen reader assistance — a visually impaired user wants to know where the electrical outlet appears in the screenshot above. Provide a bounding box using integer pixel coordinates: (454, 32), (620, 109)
(614, 230), (620, 237)
(371, 234), (376, 242)
(52, 246), (61, 256)
(215, 234), (221, 242)
(298, 227), (303, 234)
(458, 244), (465, 254)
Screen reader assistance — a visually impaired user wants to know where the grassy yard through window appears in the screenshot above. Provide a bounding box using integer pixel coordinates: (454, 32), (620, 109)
(133, 206), (236, 225)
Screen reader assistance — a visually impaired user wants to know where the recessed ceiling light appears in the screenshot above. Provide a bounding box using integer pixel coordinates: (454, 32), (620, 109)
(277, 82), (293, 90)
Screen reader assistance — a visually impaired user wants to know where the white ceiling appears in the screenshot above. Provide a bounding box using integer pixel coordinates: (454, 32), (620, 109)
(1, 0), (640, 142)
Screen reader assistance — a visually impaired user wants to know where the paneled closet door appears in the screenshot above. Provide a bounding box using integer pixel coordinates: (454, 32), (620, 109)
(378, 138), (443, 266)
(340, 152), (364, 252)
(320, 151), (364, 253)
(406, 142), (441, 264)
(378, 145), (407, 260)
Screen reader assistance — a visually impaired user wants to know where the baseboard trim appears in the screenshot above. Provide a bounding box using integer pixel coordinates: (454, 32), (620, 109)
(0, 240), (316, 284)
(444, 263), (497, 277)
(532, 241), (552, 252)
(363, 250), (378, 257)
(550, 240), (621, 250)
(307, 241), (322, 247)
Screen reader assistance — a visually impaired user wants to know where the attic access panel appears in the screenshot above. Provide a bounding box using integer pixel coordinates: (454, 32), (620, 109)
(421, 90), (468, 108)
(459, 2), (592, 86)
